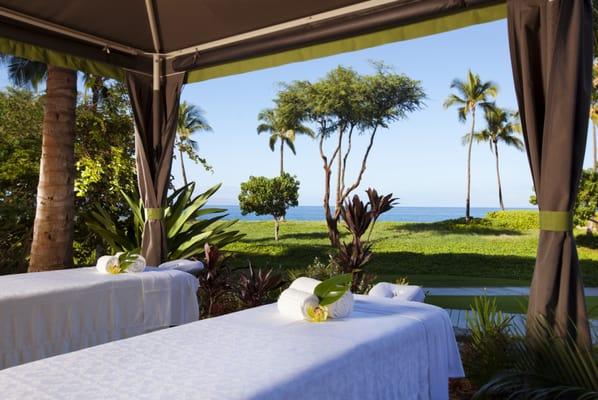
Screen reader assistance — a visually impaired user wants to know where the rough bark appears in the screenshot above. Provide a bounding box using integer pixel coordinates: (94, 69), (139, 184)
(274, 218), (280, 241)
(29, 66), (77, 272)
(280, 138), (284, 176)
(465, 108), (476, 222)
(179, 147), (188, 186)
(494, 141), (505, 210)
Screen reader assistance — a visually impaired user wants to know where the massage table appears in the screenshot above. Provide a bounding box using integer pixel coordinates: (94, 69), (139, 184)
(0, 267), (199, 370)
(0, 295), (463, 400)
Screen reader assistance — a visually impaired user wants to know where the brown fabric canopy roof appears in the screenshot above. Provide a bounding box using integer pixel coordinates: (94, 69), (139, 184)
(0, 0), (505, 80)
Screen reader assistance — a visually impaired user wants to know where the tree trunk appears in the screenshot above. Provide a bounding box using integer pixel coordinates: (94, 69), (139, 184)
(280, 139), (284, 176)
(179, 148), (188, 186)
(29, 66), (77, 272)
(494, 141), (505, 210)
(593, 121), (597, 171)
(274, 218), (280, 241)
(465, 108), (476, 222)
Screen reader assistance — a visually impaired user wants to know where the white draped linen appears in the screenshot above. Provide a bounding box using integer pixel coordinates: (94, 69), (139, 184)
(0, 295), (462, 399)
(0, 267), (199, 370)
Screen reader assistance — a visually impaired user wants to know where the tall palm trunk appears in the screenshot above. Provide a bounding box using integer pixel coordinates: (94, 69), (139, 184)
(179, 148), (188, 186)
(465, 108), (476, 222)
(593, 121), (597, 171)
(29, 66), (77, 272)
(494, 141), (505, 210)
(279, 139), (284, 176)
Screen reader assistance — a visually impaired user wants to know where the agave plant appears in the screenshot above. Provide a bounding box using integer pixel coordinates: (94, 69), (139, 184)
(334, 188), (397, 292)
(234, 263), (285, 309)
(85, 182), (244, 260)
(475, 316), (598, 399)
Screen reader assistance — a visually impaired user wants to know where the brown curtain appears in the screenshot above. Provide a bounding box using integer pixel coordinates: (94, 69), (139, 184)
(125, 70), (186, 266)
(507, 0), (593, 347)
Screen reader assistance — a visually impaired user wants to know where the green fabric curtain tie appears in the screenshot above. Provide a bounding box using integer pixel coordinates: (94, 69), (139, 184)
(539, 211), (573, 232)
(145, 207), (163, 221)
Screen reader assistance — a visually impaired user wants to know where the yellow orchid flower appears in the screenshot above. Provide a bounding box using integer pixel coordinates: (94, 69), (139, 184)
(306, 305), (328, 323)
(106, 259), (122, 274)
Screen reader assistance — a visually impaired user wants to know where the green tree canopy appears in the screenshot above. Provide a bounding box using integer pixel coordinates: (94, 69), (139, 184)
(238, 174), (300, 241)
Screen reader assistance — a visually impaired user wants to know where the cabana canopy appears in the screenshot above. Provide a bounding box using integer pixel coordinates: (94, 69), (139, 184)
(0, 0), (592, 347)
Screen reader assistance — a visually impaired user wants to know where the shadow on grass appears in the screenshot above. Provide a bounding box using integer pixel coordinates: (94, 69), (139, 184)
(395, 218), (522, 236)
(242, 231), (332, 243)
(575, 233), (598, 250)
(228, 245), (598, 287)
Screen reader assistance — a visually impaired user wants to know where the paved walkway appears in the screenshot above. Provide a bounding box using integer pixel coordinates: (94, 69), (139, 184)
(427, 287), (598, 296)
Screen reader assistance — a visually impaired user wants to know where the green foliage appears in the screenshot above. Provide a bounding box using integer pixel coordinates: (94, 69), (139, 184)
(0, 88), (43, 274)
(287, 256), (341, 282)
(574, 169), (598, 227)
(475, 318), (598, 399)
(199, 244), (234, 318)
(463, 296), (514, 387)
(239, 174), (300, 220)
(238, 173), (300, 240)
(176, 101), (213, 177)
(485, 210), (539, 231)
(85, 182), (244, 260)
(314, 273), (352, 306)
(444, 70), (497, 123)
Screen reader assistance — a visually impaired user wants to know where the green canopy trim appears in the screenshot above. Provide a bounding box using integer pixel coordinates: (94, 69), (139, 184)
(187, 3), (506, 83)
(0, 37), (124, 80)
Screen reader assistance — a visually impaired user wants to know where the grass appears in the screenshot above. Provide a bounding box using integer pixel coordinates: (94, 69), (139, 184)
(226, 214), (598, 287)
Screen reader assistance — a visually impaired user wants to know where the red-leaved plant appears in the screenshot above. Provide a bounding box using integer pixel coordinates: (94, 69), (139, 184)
(235, 263), (285, 309)
(199, 243), (232, 318)
(335, 188), (397, 292)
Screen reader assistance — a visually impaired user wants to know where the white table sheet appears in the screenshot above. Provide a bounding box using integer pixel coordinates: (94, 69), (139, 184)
(0, 295), (462, 400)
(0, 267), (199, 370)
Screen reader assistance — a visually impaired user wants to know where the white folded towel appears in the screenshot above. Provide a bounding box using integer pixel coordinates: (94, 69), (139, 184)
(289, 277), (354, 319)
(327, 291), (354, 319)
(158, 259), (204, 276)
(126, 255), (146, 273)
(96, 255), (119, 274)
(277, 288), (319, 320)
(289, 277), (321, 293)
(368, 283), (426, 303)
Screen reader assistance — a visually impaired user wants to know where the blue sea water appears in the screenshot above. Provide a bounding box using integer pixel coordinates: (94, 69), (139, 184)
(213, 206), (531, 223)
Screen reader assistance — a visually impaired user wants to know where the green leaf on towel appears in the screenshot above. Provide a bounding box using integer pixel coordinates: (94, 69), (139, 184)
(314, 273), (352, 306)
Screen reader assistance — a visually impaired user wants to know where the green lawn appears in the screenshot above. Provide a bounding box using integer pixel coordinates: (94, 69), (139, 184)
(226, 217), (598, 287)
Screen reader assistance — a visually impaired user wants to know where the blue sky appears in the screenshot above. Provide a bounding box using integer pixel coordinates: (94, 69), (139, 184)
(1, 19), (593, 207)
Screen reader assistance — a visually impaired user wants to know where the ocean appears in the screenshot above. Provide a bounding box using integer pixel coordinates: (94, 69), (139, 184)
(213, 206), (530, 223)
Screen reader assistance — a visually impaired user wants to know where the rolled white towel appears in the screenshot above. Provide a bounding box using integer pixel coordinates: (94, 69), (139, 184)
(327, 291), (354, 319)
(289, 277), (321, 293)
(277, 288), (319, 320)
(96, 255), (119, 274)
(368, 282), (425, 303)
(126, 255), (146, 273)
(290, 277), (353, 319)
(114, 252), (146, 273)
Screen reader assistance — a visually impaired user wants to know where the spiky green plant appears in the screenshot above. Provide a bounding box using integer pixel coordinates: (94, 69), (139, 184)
(475, 317), (598, 400)
(85, 182), (244, 260)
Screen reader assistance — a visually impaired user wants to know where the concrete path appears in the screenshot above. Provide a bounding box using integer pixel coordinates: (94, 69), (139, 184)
(427, 287), (598, 296)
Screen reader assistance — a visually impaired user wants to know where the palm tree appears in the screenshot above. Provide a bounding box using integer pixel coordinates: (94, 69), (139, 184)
(0, 56), (78, 271)
(466, 106), (524, 210)
(257, 107), (313, 176)
(176, 101), (212, 186)
(444, 70), (498, 222)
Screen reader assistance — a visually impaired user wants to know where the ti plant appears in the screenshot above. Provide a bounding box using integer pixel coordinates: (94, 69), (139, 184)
(85, 182), (244, 260)
(235, 263), (285, 309)
(198, 243), (233, 318)
(335, 188), (397, 292)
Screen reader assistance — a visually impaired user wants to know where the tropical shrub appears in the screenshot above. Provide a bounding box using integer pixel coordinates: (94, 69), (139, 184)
(287, 256), (341, 282)
(462, 296), (514, 388)
(484, 210), (539, 231)
(334, 188), (397, 292)
(198, 244), (234, 318)
(238, 173), (300, 241)
(234, 263), (285, 309)
(85, 182), (244, 260)
(475, 317), (598, 399)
